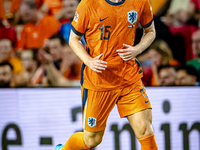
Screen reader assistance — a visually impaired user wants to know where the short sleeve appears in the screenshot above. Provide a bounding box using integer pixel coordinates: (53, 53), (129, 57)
(140, 0), (153, 28)
(71, 0), (90, 36)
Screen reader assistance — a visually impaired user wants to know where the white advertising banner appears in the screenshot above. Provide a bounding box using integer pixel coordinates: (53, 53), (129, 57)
(0, 87), (200, 150)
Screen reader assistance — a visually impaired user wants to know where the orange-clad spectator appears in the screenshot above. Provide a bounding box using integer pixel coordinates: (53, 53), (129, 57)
(36, 33), (81, 86)
(55, 0), (79, 22)
(17, 0), (60, 50)
(10, 0), (44, 14)
(11, 0), (44, 25)
(0, 0), (6, 20)
(40, 0), (62, 16)
(47, 33), (81, 81)
(0, 0), (10, 28)
(0, 38), (29, 86)
(0, 0), (42, 28)
(62, 44), (82, 81)
(0, 38), (23, 74)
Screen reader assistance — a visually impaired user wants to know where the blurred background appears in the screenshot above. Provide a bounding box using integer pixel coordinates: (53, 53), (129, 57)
(0, 0), (200, 150)
(0, 0), (199, 87)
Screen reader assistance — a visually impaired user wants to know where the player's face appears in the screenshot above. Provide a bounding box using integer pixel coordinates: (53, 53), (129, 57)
(149, 49), (162, 66)
(0, 65), (12, 87)
(159, 67), (176, 86)
(176, 70), (195, 86)
(192, 30), (200, 58)
(62, 0), (79, 19)
(0, 39), (12, 61)
(48, 39), (63, 61)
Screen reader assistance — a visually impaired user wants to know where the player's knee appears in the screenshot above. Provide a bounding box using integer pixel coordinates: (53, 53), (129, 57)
(137, 122), (153, 139)
(84, 132), (103, 148)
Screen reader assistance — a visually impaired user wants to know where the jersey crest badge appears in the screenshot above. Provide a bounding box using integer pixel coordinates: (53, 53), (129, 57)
(128, 10), (138, 24)
(74, 11), (79, 22)
(88, 117), (96, 127)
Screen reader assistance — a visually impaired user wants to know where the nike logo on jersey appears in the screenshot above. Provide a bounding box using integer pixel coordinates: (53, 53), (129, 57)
(100, 17), (109, 22)
(145, 100), (149, 103)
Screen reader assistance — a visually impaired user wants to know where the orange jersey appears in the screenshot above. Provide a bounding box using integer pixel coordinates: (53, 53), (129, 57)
(0, 0), (44, 20)
(63, 61), (82, 81)
(0, 0), (6, 20)
(72, 0), (153, 91)
(17, 15), (60, 50)
(44, 0), (62, 15)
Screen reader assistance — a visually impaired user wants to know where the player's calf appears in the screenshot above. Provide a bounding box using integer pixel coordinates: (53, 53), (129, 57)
(127, 109), (158, 150)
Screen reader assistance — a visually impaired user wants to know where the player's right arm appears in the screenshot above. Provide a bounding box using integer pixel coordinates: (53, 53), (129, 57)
(69, 30), (107, 73)
(69, 0), (107, 73)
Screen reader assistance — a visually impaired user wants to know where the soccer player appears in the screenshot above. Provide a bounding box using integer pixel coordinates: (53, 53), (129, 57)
(55, 0), (158, 149)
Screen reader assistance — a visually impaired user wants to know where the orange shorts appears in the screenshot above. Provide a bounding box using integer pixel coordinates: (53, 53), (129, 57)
(81, 79), (152, 132)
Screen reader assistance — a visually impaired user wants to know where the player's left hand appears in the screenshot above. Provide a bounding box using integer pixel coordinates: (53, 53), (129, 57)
(116, 44), (141, 61)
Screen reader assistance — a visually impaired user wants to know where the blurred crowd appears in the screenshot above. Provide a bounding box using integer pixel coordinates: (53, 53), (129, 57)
(0, 0), (199, 87)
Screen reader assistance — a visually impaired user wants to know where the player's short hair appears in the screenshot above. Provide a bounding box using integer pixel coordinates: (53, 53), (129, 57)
(0, 62), (13, 70)
(21, 0), (37, 9)
(49, 32), (68, 46)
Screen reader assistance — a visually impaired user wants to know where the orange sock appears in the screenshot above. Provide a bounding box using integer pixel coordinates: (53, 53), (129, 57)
(62, 132), (89, 150)
(138, 134), (158, 150)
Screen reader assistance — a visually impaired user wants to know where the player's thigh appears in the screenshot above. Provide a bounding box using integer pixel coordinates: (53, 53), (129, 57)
(127, 108), (154, 139)
(82, 87), (120, 132)
(117, 79), (152, 118)
(117, 79), (153, 139)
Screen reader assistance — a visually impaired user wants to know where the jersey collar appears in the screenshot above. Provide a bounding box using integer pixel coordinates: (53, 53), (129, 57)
(105, 0), (125, 6)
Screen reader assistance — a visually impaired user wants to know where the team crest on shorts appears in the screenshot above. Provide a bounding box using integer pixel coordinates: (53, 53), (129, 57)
(74, 11), (79, 22)
(128, 10), (138, 24)
(88, 117), (96, 127)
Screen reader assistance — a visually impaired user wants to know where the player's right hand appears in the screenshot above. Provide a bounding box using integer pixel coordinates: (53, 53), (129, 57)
(87, 53), (107, 73)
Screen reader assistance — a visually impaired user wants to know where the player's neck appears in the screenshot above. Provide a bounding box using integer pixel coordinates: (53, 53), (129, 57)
(109, 0), (123, 3)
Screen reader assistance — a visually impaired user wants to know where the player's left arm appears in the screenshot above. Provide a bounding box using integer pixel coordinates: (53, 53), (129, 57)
(117, 22), (156, 61)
